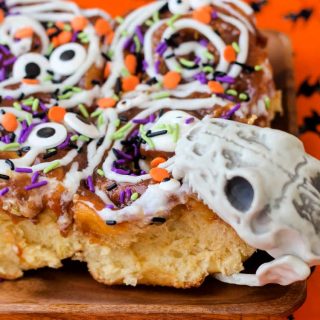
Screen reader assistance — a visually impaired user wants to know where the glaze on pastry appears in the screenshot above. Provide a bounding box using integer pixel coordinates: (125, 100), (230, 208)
(1, 0), (314, 288)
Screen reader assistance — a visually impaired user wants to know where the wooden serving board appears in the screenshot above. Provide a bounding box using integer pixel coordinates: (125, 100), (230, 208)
(0, 31), (305, 320)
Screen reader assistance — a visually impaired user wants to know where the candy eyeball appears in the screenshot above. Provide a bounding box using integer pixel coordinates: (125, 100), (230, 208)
(27, 123), (67, 149)
(168, 0), (191, 15)
(64, 112), (100, 139)
(190, 0), (212, 9)
(49, 43), (86, 76)
(13, 53), (49, 80)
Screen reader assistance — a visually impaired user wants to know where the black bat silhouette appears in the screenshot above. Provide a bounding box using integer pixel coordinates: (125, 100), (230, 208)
(299, 110), (320, 136)
(249, 0), (268, 13)
(284, 8), (314, 22)
(297, 78), (320, 97)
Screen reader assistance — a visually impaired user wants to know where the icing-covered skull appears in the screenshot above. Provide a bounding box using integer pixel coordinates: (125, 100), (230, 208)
(0, 0), (112, 108)
(173, 118), (320, 286)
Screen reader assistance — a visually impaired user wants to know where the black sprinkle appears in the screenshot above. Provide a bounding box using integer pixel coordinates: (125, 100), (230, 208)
(163, 177), (171, 182)
(146, 77), (158, 85)
(159, 109), (165, 118)
(115, 77), (122, 94)
(151, 217), (166, 225)
(43, 149), (58, 160)
(47, 70), (54, 76)
(101, 52), (111, 61)
(159, 2), (169, 14)
(16, 150), (23, 157)
(0, 174), (9, 180)
(18, 93), (25, 100)
(8, 132), (16, 143)
(119, 115), (128, 122)
(97, 137), (104, 147)
(165, 53), (175, 59)
(0, 109), (5, 115)
(107, 182), (117, 191)
(91, 79), (101, 85)
(77, 146), (84, 154)
(5, 159), (15, 170)
(231, 61), (255, 73)
(20, 146), (31, 152)
(68, 142), (78, 149)
(33, 111), (47, 119)
(146, 130), (167, 138)
(106, 220), (117, 226)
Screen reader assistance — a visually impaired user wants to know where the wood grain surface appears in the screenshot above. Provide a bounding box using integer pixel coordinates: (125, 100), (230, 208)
(0, 31), (304, 320)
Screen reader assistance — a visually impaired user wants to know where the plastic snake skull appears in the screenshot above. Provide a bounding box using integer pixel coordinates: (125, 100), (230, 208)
(173, 118), (320, 286)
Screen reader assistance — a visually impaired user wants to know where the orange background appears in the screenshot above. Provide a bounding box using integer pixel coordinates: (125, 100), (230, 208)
(76, 0), (320, 318)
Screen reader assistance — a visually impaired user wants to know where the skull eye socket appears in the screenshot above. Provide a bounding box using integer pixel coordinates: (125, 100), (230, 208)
(225, 176), (254, 212)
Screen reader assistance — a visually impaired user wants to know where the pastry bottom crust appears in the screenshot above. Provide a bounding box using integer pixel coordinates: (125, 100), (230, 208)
(0, 199), (254, 288)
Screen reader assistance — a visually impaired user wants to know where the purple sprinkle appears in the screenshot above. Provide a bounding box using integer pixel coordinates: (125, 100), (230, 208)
(217, 93), (237, 102)
(133, 144), (139, 157)
(135, 26), (144, 44)
(87, 176), (95, 193)
(4, 135), (10, 144)
(156, 41), (167, 56)
(125, 188), (132, 200)
(115, 159), (127, 165)
(4, 95), (14, 101)
(39, 101), (48, 111)
(119, 190), (125, 204)
(123, 37), (133, 50)
(140, 170), (146, 175)
(149, 113), (156, 123)
(58, 134), (71, 149)
(114, 148), (133, 160)
(3, 56), (17, 67)
(0, 187), (9, 196)
(18, 124), (36, 144)
(0, 45), (11, 56)
(155, 60), (161, 74)
(106, 204), (114, 209)
(194, 72), (207, 84)
(112, 167), (130, 175)
(185, 117), (195, 124)
(21, 104), (32, 112)
(31, 171), (40, 184)
(215, 75), (235, 84)
(128, 129), (139, 139)
(129, 42), (136, 53)
(142, 60), (149, 72)
(71, 31), (78, 42)
(15, 167), (33, 173)
(211, 10), (219, 19)
(0, 68), (5, 82)
(222, 103), (241, 119)
(132, 117), (149, 125)
(199, 39), (209, 47)
(194, 56), (201, 65)
(24, 180), (48, 191)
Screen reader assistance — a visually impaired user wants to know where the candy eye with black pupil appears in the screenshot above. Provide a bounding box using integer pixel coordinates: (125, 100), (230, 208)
(64, 112), (100, 139)
(25, 62), (41, 79)
(60, 50), (75, 61)
(28, 123), (67, 149)
(225, 177), (254, 212)
(49, 43), (86, 76)
(37, 127), (55, 138)
(13, 53), (49, 80)
(169, 0), (190, 14)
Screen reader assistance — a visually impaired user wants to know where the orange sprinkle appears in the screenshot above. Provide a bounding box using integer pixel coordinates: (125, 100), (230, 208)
(46, 27), (57, 36)
(122, 75), (140, 92)
(51, 36), (60, 48)
(97, 97), (117, 109)
(22, 78), (39, 85)
(192, 6), (212, 24)
(224, 45), (237, 63)
(150, 167), (170, 182)
(95, 18), (112, 36)
(14, 27), (34, 39)
(0, 9), (5, 24)
(58, 31), (72, 45)
(55, 21), (65, 30)
(208, 81), (224, 94)
(71, 16), (88, 31)
(150, 157), (166, 168)
(105, 31), (114, 45)
(125, 54), (137, 75)
(2, 113), (18, 132)
(104, 62), (111, 79)
(48, 106), (66, 123)
(163, 71), (181, 90)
